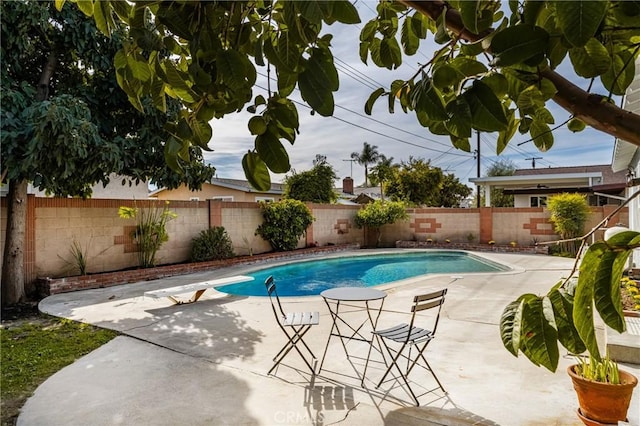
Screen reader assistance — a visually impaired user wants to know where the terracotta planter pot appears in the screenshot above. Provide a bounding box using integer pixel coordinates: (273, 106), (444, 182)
(568, 365), (638, 425)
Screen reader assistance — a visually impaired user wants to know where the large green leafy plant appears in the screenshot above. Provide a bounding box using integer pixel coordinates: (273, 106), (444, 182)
(64, 1), (639, 192)
(256, 200), (314, 252)
(500, 193), (640, 372)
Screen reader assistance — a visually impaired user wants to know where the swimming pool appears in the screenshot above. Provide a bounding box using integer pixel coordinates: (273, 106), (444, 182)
(216, 250), (509, 297)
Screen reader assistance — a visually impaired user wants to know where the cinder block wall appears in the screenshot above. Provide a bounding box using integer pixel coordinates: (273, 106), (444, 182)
(0, 196), (629, 290)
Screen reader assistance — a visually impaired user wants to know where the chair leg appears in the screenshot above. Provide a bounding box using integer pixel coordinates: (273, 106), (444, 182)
(269, 325), (317, 375)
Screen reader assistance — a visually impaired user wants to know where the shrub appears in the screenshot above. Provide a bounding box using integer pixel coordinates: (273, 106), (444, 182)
(118, 201), (177, 268)
(547, 193), (590, 256)
(354, 200), (408, 247)
(190, 227), (235, 262)
(256, 199), (314, 251)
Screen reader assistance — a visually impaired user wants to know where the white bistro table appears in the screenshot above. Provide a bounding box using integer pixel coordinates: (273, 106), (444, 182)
(318, 287), (387, 378)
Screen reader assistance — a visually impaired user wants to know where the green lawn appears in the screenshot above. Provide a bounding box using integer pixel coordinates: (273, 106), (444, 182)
(1, 314), (117, 426)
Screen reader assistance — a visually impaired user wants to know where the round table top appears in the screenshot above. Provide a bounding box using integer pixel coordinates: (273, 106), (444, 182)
(320, 287), (387, 302)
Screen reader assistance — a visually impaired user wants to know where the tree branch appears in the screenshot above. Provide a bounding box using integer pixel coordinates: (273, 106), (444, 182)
(398, 0), (640, 147)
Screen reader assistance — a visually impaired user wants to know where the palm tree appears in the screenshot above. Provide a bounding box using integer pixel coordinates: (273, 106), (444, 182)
(350, 142), (380, 188)
(369, 155), (396, 200)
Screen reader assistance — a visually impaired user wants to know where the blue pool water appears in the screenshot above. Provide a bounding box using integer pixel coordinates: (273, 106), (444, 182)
(216, 251), (508, 297)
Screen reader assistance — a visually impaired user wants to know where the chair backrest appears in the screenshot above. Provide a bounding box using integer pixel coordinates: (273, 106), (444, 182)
(265, 276), (286, 319)
(409, 288), (447, 338)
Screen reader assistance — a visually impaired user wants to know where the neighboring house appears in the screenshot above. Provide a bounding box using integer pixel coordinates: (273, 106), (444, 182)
(335, 177), (381, 204)
(612, 55), (640, 272)
(469, 164), (627, 207)
(0, 174), (150, 199)
(150, 177), (284, 202)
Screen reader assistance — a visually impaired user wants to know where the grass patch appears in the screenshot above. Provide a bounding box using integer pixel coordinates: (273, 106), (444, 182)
(1, 313), (117, 425)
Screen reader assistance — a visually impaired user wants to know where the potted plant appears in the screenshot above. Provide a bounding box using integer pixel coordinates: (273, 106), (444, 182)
(500, 192), (640, 424)
(568, 354), (638, 425)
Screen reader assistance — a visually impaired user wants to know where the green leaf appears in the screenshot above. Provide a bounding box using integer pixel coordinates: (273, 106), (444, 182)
(190, 120), (213, 150)
(164, 136), (185, 173)
(432, 64), (459, 91)
(298, 48), (337, 116)
(463, 81), (508, 132)
(360, 20), (378, 42)
(592, 249), (628, 333)
(445, 97), (472, 139)
(76, 0), (94, 16)
(296, 1), (323, 25)
(500, 298), (525, 356)
(411, 12), (429, 39)
(567, 118), (586, 132)
(449, 135), (471, 152)
(601, 50), (636, 96)
(276, 32), (302, 72)
(575, 242), (607, 360)
(459, 0), (494, 34)
(569, 38), (611, 78)
(248, 116), (267, 136)
(517, 85), (545, 114)
(242, 151), (271, 191)
(555, 0), (608, 47)
(330, 0), (361, 24)
(411, 77), (447, 121)
(548, 286), (587, 354)
(162, 60), (198, 103)
(401, 17), (419, 55)
(255, 131), (290, 173)
(216, 49), (248, 91)
(521, 296), (559, 372)
(496, 110), (518, 154)
(365, 88), (385, 115)
(490, 25), (549, 67)
(92, 0), (111, 36)
(55, 0), (66, 11)
(379, 37), (402, 70)
(530, 119), (554, 151)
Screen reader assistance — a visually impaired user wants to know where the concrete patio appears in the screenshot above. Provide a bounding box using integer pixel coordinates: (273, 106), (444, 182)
(21, 250), (640, 426)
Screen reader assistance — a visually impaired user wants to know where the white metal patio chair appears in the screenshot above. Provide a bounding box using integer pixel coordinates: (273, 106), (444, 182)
(265, 276), (320, 375)
(364, 288), (447, 405)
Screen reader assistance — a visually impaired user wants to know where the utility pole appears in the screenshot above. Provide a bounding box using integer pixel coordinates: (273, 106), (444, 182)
(525, 157), (543, 168)
(342, 158), (356, 177)
(476, 130), (481, 208)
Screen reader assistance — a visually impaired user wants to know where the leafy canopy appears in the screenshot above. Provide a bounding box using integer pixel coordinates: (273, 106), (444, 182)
(66, 0), (639, 191)
(284, 155), (338, 203)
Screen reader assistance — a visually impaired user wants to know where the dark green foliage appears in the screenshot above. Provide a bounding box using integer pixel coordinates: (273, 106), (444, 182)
(190, 227), (235, 262)
(354, 200), (408, 246)
(256, 200), (314, 252)
(284, 156), (338, 203)
(384, 157), (469, 207)
(485, 159), (516, 207)
(547, 193), (591, 256)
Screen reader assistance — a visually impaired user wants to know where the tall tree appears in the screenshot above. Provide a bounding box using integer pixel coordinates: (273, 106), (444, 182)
(351, 142), (381, 188)
(437, 174), (473, 207)
(385, 157), (444, 206)
(1, 1), (214, 305)
(284, 155), (338, 204)
(485, 159), (517, 207)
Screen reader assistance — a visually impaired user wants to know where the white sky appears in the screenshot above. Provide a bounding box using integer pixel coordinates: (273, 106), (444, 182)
(205, 2), (619, 188)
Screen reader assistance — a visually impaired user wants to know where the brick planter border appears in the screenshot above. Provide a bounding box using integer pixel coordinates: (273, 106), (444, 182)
(37, 244), (360, 296)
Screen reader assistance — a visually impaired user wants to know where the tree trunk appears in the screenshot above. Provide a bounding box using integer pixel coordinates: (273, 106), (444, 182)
(2, 180), (28, 305)
(1, 52), (57, 306)
(398, 0), (640, 147)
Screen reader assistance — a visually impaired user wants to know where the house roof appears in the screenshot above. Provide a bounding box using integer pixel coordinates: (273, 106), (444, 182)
(209, 178), (284, 194)
(148, 177), (284, 197)
(469, 164), (627, 188)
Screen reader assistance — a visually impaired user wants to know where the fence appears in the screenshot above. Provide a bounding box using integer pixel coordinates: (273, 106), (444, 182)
(0, 196), (627, 294)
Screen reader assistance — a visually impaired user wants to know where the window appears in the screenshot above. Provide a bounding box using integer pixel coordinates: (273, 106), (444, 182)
(211, 196), (233, 202)
(530, 196), (547, 207)
(189, 197), (200, 201)
(255, 196), (274, 203)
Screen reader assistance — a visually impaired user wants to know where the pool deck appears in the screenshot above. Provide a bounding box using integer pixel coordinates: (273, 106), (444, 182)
(22, 250), (640, 426)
